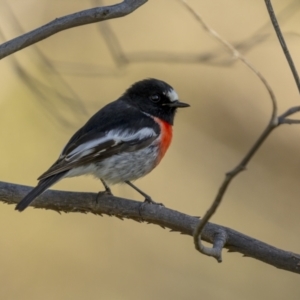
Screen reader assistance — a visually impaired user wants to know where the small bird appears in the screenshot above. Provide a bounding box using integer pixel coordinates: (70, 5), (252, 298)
(16, 78), (189, 211)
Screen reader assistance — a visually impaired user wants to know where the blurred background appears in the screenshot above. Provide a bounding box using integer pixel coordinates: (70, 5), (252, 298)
(1, 0), (300, 299)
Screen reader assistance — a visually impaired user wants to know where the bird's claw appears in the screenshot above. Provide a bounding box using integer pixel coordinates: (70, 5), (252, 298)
(138, 197), (164, 217)
(144, 196), (164, 206)
(95, 189), (113, 204)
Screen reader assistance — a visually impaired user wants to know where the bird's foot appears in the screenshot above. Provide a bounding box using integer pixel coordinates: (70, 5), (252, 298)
(143, 196), (164, 206)
(104, 186), (113, 195)
(100, 179), (112, 195)
(95, 189), (113, 204)
(138, 197), (164, 217)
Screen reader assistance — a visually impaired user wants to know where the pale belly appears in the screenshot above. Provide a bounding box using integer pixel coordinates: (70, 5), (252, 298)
(66, 144), (159, 184)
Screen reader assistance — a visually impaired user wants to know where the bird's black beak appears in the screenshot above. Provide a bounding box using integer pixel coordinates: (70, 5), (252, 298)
(164, 100), (190, 108)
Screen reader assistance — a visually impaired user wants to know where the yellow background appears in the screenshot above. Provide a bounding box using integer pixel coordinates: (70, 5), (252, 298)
(1, 0), (300, 299)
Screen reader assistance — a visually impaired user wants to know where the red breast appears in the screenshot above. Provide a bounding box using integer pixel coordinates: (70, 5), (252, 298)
(153, 117), (173, 165)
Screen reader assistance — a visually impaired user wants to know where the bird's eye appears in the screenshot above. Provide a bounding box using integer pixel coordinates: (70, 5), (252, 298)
(150, 94), (161, 103)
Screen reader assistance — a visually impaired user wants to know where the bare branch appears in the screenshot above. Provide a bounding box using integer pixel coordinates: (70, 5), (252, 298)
(2, 0), (300, 275)
(279, 118), (300, 125)
(197, 229), (227, 263)
(1, 180), (300, 274)
(278, 106), (300, 119)
(0, 0), (147, 60)
(180, 0), (282, 259)
(264, 0), (300, 94)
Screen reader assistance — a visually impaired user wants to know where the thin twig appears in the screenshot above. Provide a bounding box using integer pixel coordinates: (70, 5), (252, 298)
(181, 0), (277, 119)
(264, 0), (300, 94)
(181, 0), (277, 258)
(181, 0), (300, 262)
(278, 106), (300, 120)
(280, 119), (300, 125)
(277, 106), (300, 124)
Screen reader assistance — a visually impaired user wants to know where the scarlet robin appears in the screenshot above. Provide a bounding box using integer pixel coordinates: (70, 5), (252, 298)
(16, 78), (190, 211)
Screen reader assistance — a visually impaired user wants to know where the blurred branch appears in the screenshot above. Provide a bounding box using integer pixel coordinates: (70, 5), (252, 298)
(0, 3), (89, 128)
(94, 0), (300, 68)
(265, 0), (300, 94)
(1, 180), (300, 274)
(0, 0), (147, 60)
(48, 0), (300, 75)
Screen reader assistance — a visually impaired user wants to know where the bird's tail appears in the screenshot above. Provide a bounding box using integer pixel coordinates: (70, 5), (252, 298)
(15, 172), (67, 212)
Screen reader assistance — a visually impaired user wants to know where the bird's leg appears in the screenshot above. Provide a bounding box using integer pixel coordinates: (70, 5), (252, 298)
(96, 179), (113, 204)
(125, 181), (164, 206)
(100, 179), (112, 194)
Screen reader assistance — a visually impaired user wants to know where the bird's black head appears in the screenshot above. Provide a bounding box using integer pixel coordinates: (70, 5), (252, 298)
(123, 78), (190, 125)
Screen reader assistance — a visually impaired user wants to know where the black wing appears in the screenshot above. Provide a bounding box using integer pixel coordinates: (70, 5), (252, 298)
(16, 99), (160, 211)
(38, 99), (160, 180)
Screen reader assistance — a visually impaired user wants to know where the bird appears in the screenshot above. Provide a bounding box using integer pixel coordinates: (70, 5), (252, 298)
(15, 78), (190, 211)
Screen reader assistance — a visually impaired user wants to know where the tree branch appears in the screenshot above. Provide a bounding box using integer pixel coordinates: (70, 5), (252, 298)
(181, 0), (281, 261)
(0, 0), (147, 60)
(264, 0), (300, 94)
(181, 0), (300, 263)
(2, 0), (300, 276)
(1, 180), (300, 274)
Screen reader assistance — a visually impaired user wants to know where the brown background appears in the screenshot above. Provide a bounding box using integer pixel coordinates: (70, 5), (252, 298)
(1, 0), (300, 299)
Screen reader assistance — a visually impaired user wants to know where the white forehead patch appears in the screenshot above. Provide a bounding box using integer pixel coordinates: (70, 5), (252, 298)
(164, 89), (178, 102)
